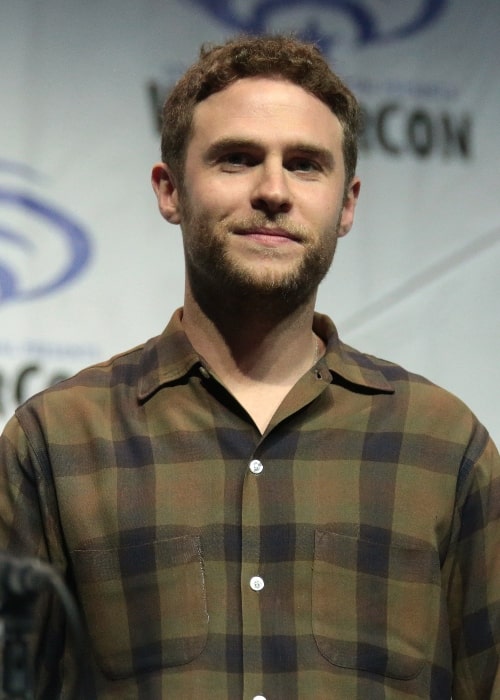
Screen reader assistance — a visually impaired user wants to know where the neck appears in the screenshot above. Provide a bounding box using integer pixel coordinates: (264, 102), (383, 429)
(181, 283), (321, 386)
(181, 283), (325, 434)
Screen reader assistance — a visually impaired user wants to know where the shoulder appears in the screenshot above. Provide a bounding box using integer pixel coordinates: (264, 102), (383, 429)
(11, 337), (153, 440)
(26, 338), (148, 399)
(338, 337), (492, 453)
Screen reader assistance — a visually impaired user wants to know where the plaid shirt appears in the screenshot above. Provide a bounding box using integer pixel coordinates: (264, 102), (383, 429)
(0, 309), (499, 699)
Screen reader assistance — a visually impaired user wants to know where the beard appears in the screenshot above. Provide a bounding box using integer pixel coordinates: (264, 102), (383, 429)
(181, 203), (341, 322)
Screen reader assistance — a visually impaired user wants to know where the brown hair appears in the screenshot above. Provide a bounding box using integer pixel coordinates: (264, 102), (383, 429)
(161, 34), (361, 187)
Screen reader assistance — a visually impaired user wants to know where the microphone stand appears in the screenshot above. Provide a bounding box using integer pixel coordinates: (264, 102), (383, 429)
(0, 555), (86, 700)
(1, 587), (38, 699)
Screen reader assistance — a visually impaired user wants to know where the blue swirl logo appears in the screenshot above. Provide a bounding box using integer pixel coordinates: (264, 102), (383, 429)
(189, 0), (449, 52)
(0, 160), (92, 306)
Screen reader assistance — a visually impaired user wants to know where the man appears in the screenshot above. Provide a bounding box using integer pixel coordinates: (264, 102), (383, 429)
(0, 34), (499, 699)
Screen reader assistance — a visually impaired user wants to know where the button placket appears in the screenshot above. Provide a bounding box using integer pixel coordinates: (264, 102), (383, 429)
(242, 452), (265, 687)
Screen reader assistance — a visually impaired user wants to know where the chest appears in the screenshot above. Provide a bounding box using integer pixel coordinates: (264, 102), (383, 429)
(56, 390), (458, 559)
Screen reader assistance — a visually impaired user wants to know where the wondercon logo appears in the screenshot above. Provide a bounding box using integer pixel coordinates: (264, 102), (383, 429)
(189, 0), (449, 51)
(0, 160), (92, 306)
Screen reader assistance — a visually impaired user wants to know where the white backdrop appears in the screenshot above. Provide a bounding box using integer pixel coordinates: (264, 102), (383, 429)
(1, 0), (499, 445)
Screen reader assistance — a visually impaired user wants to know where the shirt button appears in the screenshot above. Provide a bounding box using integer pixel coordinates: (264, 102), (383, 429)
(249, 459), (263, 474)
(199, 366), (210, 379)
(250, 576), (265, 591)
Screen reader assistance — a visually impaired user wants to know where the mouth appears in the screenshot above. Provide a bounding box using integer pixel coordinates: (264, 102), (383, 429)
(234, 226), (302, 245)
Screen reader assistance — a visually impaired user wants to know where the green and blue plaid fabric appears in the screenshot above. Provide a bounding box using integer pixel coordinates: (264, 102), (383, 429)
(1, 309), (499, 699)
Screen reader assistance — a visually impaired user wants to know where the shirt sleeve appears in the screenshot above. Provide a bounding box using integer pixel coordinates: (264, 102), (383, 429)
(0, 412), (68, 699)
(448, 426), (500, 699)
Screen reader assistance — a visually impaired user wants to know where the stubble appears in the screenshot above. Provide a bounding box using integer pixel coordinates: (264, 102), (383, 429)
(181, 202), (341, 322)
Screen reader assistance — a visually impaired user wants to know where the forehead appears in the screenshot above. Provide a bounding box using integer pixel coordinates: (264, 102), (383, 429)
(189, 76), (343, 149)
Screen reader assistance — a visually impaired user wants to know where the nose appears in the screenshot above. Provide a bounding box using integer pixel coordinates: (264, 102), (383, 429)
(250, 161), (292, 215)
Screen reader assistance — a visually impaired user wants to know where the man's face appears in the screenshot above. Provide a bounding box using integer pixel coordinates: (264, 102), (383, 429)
(155, 77), (359, 311)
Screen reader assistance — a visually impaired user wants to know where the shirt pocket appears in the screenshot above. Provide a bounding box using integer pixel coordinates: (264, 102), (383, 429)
(312, 529), (441, 680)
(72, 535), (209, 679)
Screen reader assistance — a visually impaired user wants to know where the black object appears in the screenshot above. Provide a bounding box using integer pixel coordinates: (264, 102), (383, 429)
(0, 554), (86, 699)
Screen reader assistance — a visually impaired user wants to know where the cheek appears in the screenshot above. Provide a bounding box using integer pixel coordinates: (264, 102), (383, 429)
(187, 185), (234, 220)
(304, 203), (340, 235)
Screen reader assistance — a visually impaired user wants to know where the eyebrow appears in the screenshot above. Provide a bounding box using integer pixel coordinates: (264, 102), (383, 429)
(204, 137), (336, 170)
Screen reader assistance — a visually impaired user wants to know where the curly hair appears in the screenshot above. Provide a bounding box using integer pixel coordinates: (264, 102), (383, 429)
(161, 34), (361, 187)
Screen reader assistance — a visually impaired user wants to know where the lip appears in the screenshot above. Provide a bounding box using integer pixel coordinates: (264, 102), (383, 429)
(235, 227), (301, 244)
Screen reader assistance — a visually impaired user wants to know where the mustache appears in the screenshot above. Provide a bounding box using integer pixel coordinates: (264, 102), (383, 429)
(229, 215), (310, 241)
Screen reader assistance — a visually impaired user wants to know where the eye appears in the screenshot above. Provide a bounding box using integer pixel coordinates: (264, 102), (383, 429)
(220, 152), (257, 170)
(287, 157), (321, 174)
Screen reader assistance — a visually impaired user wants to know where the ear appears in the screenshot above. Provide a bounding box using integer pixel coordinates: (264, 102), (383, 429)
(338, 176), (361, 238)
(151, 163), (181, 224)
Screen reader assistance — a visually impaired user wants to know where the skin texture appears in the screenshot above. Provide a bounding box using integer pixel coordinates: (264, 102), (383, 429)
(152, 77), (360, 431)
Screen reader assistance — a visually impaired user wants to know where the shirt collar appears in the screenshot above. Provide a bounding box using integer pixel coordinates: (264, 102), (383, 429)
(137, 308), (200, 401)
(313, 312), (394, 393)
(137, 308), (394, 401)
